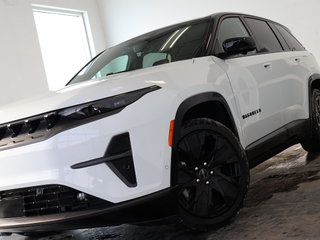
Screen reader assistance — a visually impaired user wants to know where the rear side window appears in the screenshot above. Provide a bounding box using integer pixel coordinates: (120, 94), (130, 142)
(275, 24), (305, 51)
(244, 18), (282, 53)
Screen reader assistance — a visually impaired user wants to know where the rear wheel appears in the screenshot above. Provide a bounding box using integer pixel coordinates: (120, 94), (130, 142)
(176, 118), (249, 230)
(301, 88), (320, 152)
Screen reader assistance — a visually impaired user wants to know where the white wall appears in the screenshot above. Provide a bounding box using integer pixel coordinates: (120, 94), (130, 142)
(97, 0), (320, 62)
(0, 0), (106, 106)
(2, 0), (320, 107)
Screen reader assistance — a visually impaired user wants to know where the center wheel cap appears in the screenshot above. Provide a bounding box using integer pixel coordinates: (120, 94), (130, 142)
(198, 168), (209, 180)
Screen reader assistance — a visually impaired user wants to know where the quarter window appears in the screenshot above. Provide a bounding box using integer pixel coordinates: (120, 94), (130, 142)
(244, 18), (282, 53)
(275, 25), (305, 51)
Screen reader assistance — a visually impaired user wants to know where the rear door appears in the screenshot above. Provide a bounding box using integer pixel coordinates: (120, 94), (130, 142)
(271, 23), (311, 125)
(212, 16), (305, 147)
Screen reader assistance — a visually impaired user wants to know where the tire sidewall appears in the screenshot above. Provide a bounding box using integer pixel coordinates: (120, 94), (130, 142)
(311, 89), (320, 138)
(177, 118), (249, 229)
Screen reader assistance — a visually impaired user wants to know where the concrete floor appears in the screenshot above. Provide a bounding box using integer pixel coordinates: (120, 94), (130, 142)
(2, 144), (320, 240)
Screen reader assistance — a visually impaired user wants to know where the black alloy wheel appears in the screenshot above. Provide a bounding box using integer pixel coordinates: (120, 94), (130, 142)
(301, 88), (320, 152)
(176, 118), (249, 230)
(314, 93), (320, 127)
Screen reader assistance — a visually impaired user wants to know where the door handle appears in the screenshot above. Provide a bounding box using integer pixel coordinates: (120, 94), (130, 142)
(294, 57), (300, 62)
(263, 63), (272, 69)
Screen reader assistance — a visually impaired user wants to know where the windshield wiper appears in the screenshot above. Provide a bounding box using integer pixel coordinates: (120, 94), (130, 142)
(106, 68), (140, 77)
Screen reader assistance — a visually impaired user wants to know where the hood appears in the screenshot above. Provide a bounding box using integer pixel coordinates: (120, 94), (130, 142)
(0, 70), (162, 124)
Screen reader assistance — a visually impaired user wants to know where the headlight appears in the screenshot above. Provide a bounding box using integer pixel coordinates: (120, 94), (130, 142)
(58, 85), (161, 120)
(0, 85), (161, 151)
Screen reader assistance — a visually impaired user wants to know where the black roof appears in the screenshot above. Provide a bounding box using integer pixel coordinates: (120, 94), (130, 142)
(210, 12), (289, 31)
(111, 12), (289, 48)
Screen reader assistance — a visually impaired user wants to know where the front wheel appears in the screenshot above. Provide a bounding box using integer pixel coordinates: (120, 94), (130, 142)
(176, 118), (249, 230)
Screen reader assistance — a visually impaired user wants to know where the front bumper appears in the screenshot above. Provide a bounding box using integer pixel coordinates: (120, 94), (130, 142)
(0, 89), (174, 203)
(0, 85), (180, 231)
(0, 187), (177, 232)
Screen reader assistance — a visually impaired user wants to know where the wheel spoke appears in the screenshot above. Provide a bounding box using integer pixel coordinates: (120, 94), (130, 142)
(211, 175), (239, 205)
(183, 179), (198, 189)
(211, 144), (237, 167)
(179, 188), (193, 209)
(178, 160), (195, 176)
(180, 137), (197, 164)
(181, 133), (202, 166)
(192, 184), (211, 217)
(214, 168), (240, 187)
(199, 134), (216, 164)
(316, 97), (320, 115)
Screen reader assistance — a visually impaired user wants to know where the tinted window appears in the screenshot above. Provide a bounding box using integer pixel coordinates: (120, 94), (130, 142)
(275, 24), (305, 51)
(217, 18), (250, 45)
(215, 17), (254, 56)
(69, 19), (210, 85)
(245, 18), (282, 53)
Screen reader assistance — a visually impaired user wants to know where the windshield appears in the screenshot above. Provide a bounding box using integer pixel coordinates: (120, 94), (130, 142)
(68, 18), (210, 85)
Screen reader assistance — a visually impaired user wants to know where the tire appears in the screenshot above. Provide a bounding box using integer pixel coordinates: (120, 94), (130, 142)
(19, 232), (60, 238)
(0, 233), (12, 236)
(301, 88), (320, 152)
(176, 118), (249, 231)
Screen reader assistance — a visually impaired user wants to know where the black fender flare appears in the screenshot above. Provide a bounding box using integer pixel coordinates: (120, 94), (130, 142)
(170, 92), (238, 186)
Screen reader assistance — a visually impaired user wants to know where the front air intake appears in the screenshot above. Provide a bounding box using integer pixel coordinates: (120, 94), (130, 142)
(0, 185), (110, 218)
(106, 133), (137, 187)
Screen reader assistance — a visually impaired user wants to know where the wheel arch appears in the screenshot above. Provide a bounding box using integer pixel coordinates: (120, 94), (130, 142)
(170, 92), (239, 186)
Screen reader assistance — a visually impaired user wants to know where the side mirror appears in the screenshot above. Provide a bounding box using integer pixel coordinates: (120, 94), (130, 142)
(221, 37), (256, 58)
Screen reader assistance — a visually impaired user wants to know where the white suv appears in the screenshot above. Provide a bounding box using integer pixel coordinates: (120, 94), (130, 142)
(0, 12), (320, 234)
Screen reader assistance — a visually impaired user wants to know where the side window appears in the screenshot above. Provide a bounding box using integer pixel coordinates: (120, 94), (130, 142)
(244, 18), (282, 53)
(275, 24), (305, 51)
(217, 18), (250, 44)
(166, 21), (209, 61)
(215, 17), (254, 56)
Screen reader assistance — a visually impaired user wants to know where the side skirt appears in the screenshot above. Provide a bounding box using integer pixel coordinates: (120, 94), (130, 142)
(246, 119), (310, 168)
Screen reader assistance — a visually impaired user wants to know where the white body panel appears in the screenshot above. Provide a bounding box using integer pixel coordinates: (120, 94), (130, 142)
(0, 58), (239, 203)
(214, 51), (313, 147)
